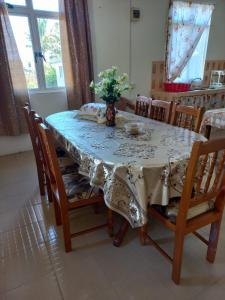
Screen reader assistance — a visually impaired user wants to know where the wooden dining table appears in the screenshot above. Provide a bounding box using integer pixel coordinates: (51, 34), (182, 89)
(46, 110), (206, 246)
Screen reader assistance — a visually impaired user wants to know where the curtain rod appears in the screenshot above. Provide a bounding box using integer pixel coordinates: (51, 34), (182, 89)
(171, 1), (215, 5)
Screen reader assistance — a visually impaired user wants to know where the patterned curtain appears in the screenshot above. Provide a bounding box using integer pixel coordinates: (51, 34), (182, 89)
(165, 1), (214, 82)
(0, 1), (29, 136)
(59, 0), (94, 110)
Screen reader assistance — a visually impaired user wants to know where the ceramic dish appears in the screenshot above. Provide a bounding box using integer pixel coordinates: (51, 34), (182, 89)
(124, 122), (145, 135)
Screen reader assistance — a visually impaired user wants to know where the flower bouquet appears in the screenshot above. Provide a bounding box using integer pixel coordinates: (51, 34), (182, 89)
(90, 66), (131, 126)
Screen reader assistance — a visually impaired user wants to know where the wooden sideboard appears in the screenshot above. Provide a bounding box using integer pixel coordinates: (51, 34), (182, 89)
(151, 88), (225, 110)
(150, 60), (225, 110)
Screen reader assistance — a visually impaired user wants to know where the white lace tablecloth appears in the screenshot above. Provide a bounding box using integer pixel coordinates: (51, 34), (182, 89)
(200, 108), (225, 134)
(46, 111), (206, 228)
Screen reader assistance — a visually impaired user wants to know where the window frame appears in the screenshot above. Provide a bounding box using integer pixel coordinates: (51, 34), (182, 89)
(8, 0), (64, 91)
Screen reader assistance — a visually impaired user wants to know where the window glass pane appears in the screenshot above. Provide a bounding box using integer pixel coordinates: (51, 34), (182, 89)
(175, 29), (209, 83)
(32, 0), (59, 12)
(6, 0), (26, 6)
(9, 15), (38, 89)
(37, 18), (65, 88)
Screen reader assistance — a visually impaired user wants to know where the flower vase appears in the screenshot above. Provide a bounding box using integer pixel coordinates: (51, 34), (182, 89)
(106, 102), (116, 126)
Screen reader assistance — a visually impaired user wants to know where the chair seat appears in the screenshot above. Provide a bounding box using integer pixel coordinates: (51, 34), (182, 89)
(62, 172), (100, 203)
(57, 149), (99, 203)
(152, 197), (214, 224)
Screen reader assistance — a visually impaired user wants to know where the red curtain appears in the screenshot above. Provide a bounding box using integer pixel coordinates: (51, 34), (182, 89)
(59, 0), (94, 109)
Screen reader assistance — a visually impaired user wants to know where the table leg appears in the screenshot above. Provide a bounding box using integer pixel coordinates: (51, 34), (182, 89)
(139, 224), (148, 245)
(107, 209), (114, 237)
(113, 219), (129, 247)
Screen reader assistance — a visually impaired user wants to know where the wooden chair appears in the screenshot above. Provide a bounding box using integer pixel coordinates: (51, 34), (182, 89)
(149, 99), (173, 123)
(36, 120), (113, 252)
(24, 105), (77, 201)
(135, 96), (151, 117)
(145, 138), (225, 284)
(171, 103), (204, 133)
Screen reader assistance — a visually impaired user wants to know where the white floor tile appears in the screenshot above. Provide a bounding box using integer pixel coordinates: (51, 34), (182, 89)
(1, 150), (225, 300)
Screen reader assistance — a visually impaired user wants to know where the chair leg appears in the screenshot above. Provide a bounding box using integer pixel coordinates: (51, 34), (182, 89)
(53, 199), (62, 226)
(107, 209), (114, 237)
(139, 224), (147, 245)
(113, 220), (129, 247)
(172, 232), (185, 285)
(62, 211), (72, 252)
(207, 219), (222, 263)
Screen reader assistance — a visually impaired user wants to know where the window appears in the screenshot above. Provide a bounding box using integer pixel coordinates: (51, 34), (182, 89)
(7, 0), (26, 6)
(8, 0), (65, 90)
(166, 2), (214, 83)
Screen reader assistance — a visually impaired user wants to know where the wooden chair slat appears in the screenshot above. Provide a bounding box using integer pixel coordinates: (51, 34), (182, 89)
(196, 154), (208, 194)
(135, 96), (151, 117)
(212, 150), (225, 192)
(171, 103), (204, 133)
(149, 99), (173, 124)
(204, 152), (218, 193)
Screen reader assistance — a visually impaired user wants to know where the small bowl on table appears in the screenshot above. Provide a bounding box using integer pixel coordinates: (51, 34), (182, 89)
(125, 122), (145, 135)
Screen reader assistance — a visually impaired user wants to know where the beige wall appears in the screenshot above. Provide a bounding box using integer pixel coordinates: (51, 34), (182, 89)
(1, 0), (225, 156)
(89, 0), (225, 98)
(206, 0), (225, 60)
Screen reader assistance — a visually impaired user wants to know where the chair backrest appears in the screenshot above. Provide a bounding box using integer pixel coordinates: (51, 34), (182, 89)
(135, 96), (151, 117)
(24, 105), (43, 166)
(171, 103), (204, 133)
(177, 138), (225, 226)
(116, 97), (135, 112)
(36, 121), (67, 205)
(149, 99), (173, 124)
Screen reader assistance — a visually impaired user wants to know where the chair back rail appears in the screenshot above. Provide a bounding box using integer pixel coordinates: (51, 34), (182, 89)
(36, 122), (67, 203)
(149, 99), (173, 123)
(171, 103), (204, 133)
(135, 96), (151, 117)
(178, 139), (225, 218)
(116, 97), (135, 111)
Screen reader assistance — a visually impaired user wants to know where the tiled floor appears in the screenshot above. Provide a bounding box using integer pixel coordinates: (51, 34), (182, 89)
(1, 151), (225, 300)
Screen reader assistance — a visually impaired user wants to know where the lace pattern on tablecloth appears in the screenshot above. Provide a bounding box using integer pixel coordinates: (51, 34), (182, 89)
(46, 110), (206, 227)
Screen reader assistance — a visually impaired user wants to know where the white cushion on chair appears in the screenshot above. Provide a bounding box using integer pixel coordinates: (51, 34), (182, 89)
(62, 172), (100, 203)
(152, 198), (214, 224)
(165, 198), (214, 223)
